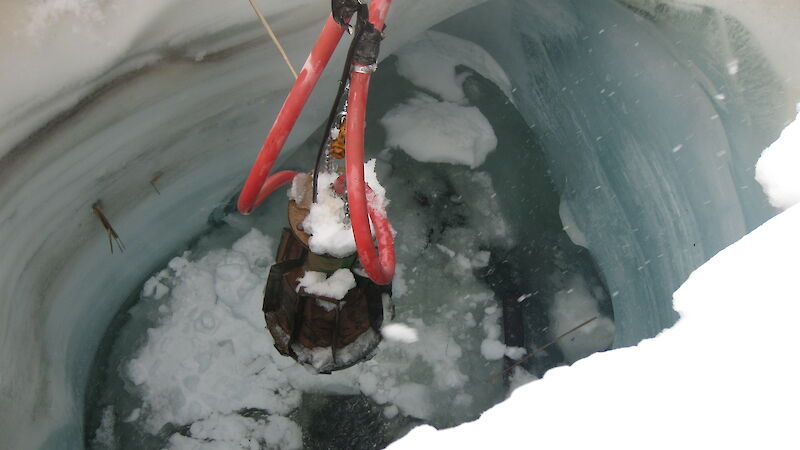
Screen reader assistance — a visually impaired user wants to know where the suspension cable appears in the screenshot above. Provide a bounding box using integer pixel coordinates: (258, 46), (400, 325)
(247, 0), (298, 79)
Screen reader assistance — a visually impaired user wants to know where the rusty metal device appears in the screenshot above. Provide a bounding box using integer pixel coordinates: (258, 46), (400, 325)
(263, 176), (393, 373)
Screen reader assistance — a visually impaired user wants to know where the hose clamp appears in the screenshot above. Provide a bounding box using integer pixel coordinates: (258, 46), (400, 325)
(353, 64), (377, 74)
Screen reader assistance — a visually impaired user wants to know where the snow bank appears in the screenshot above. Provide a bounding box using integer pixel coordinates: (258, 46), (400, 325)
(756, 107), (800, 210)
(381, 95), (497, 168)
(392, 203), (800, 448)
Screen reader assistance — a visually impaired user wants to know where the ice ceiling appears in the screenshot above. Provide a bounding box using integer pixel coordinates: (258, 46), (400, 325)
(1, 0), (799, 449)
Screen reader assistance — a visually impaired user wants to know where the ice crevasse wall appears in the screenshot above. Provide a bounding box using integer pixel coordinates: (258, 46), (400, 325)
(0, 0), (799, 448)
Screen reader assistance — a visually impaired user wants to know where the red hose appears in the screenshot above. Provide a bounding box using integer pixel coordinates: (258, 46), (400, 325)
(252, 170), (299, 209)
(238, 17), (347, 214)
(238, 2), (395, 285)
(345, 0), (395, 285)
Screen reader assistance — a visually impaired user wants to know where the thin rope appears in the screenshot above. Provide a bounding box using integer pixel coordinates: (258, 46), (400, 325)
(247, 0), (298, 79)
(488, 316), (598, 383)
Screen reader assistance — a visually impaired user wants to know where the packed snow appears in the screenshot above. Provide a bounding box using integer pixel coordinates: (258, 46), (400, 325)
(297, 269), (356, 300)
(381, 95), (497, 168)
(301, 160), (388, 257)
(756, 106), (800, 210)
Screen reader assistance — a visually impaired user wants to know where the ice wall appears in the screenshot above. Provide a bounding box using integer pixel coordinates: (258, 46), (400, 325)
(0, 2), (485, 448)
(435, 0), (795, 346)
(1, 0), (798, 448)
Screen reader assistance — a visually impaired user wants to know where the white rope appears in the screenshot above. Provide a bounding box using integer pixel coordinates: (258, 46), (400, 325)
(247, 0), (298, 79)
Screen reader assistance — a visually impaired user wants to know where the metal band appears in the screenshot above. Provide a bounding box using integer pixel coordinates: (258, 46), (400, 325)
(353, 64), (377, 74)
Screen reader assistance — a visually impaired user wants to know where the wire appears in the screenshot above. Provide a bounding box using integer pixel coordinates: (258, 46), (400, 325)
(247, 0), (298, 79)
(487, 316), (599, 383)
(312, 3), (369, 203)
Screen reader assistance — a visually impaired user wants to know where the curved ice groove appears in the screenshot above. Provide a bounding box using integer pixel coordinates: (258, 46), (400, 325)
(435, 0), (790, 345)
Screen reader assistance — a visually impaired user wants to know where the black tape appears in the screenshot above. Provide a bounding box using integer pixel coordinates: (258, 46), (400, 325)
(332, 0), (360, 26)
(352, 22), (382, 67)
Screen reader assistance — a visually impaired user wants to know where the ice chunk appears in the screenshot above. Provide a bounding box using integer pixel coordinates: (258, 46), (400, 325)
(756, 108), (800, 210)
(392, 383), (433, 420)
(480, 339), (506, 360)
(548, 276), (615, 363)
(381, 323), (419, 343)
(558, 199), (589, 248)
(381, 95), (497, 169)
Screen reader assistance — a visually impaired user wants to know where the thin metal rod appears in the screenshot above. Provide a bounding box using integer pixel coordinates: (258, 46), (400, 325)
(489, 316), (598, 383)
(247, 0), (298, 79)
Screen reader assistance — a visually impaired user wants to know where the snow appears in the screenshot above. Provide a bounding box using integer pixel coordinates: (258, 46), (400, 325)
(91, 405), (115, 449)
(381, 95), (497, 168)
(302, 160), (388, 257)
(166, 412), (302, 450)
(297, 269), (356, 300)
(97, 159), (543, 443)
(287, 172), (310, 204)
(394, 30), (512, 103)
(381, 323), (419, 343)
(756, 107), (800, 210)
(391, 202), (800, 449)
(126, 229), (303, 434)
(302, 171), (355, 257)
(363, 159), (389, 210)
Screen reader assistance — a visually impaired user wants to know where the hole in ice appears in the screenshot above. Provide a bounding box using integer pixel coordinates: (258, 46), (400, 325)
(85, 48), (615, 449)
